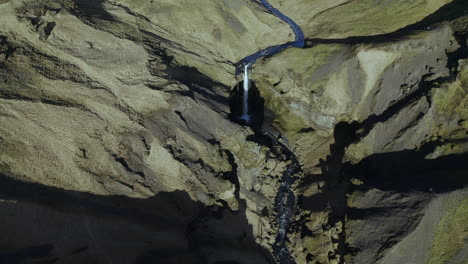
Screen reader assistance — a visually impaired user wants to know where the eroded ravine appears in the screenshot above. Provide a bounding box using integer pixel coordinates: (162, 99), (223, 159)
(234, 1), (306, 263)
(269, 140), (302, 264)
(1, 0), (467, 263)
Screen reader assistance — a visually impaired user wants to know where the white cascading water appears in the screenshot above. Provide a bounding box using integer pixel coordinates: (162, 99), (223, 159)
(240, 63), (251, 122)
(236, 1), (304, 263)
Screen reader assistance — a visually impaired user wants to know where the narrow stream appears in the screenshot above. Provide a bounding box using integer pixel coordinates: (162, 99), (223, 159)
(234, 1), (305, 263)
(270, 142), (302, 264)
(237, 0), (304, 72)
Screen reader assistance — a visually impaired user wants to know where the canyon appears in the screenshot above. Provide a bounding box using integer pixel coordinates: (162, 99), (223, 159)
(0, 0), (467, 263)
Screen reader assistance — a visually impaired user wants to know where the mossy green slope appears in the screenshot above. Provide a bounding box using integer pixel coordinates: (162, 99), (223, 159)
(429, 198), (468, 264)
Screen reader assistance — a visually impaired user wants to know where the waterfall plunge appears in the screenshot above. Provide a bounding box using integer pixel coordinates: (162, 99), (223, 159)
(240, 64), (251, 123)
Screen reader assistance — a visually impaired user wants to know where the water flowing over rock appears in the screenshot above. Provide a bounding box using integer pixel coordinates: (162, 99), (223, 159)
(0, 0), (467, 264)
(241, 63), (251, 123)
(234, 2), (305, 261)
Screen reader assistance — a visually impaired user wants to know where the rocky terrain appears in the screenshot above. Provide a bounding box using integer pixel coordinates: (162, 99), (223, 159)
(0, 0), (467, 263)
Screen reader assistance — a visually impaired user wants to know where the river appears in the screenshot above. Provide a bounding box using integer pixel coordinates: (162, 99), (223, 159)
(235, 1), (305, 263)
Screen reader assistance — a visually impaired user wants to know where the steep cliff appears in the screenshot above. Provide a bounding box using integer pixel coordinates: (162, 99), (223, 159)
(0, 0), (466, 263)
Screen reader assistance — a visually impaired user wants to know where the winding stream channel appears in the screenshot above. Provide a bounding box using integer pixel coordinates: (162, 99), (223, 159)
(235, 1), (305, 263)
(270, 142), (302, 264)
(237, 0), (304, 69)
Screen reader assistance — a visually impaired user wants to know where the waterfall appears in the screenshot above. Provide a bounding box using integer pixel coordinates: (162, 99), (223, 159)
(232, 1), (305, 262)
(240, 63), (251, 123)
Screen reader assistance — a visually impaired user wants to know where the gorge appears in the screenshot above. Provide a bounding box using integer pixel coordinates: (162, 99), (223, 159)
(0, 0), (467, 264)
(234, 1), (306, 262)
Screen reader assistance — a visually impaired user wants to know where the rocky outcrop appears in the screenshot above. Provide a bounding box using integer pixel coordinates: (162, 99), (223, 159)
(0, 0), (466, 263)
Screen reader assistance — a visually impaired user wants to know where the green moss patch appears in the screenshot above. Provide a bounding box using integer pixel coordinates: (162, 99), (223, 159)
(428, 198), (468, 264)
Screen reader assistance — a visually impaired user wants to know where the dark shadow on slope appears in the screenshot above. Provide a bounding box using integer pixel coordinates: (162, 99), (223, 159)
(337, 25), (466, 146)
(0, 36), (17, 65)
(345, 144), (468, 194)
(300, 23), (468, 214)
(347, 205), (426, 221)
(298, 123), (468, 262)
(139, 29), (232, 105)
(298, 121), (357, 214)
(341, 140), (466, 262)
(298, 186), (347, 214)
(71, 0), (232, 113)
(0, 173), (275, 264)
(72, 0), (110, 21)
(300, 139), (468, 214)
(293, 21), (465, 256)
(350, 73), (435, 141)
(298, 119), (356, 262)
(0, 244), (55, 264)
(288, 1), (466, 260)
(229, 79), (265, 129)
(295, 173), (327, 188)
(165, 63), (230, 107)
(305, 0), (468, 46)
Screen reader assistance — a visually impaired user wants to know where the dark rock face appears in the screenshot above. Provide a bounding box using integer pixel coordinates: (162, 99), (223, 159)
(0, 0), (467, 264)
(0, 174), (274, 264)
(229, 79), (264, 128)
